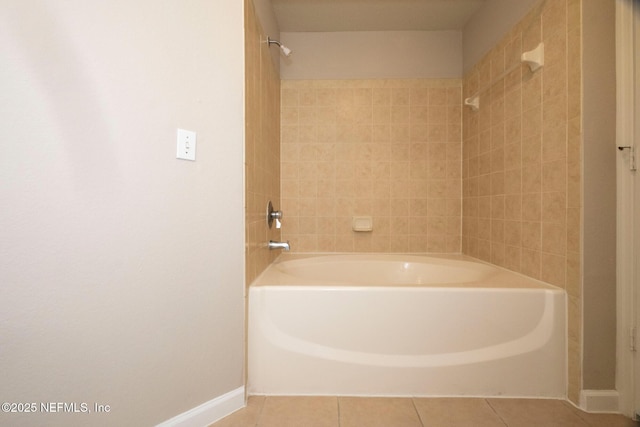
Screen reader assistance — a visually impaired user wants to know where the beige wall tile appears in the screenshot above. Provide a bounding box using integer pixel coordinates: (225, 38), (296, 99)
(245, 0), (281, 286)
(542, 191), (567, 224)
(282, 79), (462, 252)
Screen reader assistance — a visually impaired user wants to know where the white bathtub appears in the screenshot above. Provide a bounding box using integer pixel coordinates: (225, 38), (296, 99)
(248, 253), (566, 398)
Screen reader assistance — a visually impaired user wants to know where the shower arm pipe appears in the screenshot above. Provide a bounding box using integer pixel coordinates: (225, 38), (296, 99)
(267, 37), (282, 47)
(267, 36), (292, 56)
(266, 36), (292, 57)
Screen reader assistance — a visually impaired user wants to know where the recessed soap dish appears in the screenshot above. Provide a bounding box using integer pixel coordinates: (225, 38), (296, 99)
(352, 216), (373, 232)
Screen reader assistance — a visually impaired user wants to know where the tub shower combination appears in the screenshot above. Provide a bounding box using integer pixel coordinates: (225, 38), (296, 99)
(248, 254), (566, 398)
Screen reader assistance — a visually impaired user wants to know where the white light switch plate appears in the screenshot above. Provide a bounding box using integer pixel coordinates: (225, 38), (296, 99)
(177, 129), (196, 161)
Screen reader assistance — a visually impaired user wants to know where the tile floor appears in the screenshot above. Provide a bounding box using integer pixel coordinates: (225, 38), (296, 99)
(209, 396), (638, 427)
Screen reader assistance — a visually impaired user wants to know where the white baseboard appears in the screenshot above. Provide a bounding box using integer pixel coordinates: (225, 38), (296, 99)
(156, 386), (245, 427)
(579, 390), (619, 413)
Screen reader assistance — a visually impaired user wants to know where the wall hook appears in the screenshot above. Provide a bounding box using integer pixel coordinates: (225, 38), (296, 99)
(522, 42), (544, 72)
(464, 96), (480, 111)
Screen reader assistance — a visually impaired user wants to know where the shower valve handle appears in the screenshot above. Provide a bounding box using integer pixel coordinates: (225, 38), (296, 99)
(266, 201), (284, 229)
(270, 210), (283, 229)
(270, 210), (283, 220)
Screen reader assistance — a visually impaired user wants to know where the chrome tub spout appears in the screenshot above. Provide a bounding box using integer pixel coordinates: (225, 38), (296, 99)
(268, 240), (290, 251)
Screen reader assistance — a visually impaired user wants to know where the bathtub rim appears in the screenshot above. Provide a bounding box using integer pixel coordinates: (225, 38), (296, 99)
(251, 252), (563, 291)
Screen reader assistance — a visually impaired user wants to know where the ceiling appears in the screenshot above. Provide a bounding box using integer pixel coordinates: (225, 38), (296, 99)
(270, 0), (487, 32)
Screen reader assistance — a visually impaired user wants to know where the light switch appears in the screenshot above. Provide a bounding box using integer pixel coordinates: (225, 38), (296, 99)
(177, 129), (196, 161)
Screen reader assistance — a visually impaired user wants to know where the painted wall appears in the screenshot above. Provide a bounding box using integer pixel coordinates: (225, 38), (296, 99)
(279, 1), (540, 80)
(0, 1), (245, 426)
(463, 0), (540, 73)
(582, 0), (617, 391)
(280, 31), (463, 80)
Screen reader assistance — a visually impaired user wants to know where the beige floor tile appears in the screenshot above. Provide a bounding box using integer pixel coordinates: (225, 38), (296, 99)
(209, 395), (639, 427)
(414, 397), (506, 427)
(339, 397), (422, 427)
(488, 398), (589, 427)
(257, 396), (338, 427)
(208, 395), (264, 427)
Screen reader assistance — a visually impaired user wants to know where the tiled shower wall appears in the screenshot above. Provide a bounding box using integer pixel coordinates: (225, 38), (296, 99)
(462, 0), (582, 403)
(280, 80), (462, 252)
(245, 0), (281, 286)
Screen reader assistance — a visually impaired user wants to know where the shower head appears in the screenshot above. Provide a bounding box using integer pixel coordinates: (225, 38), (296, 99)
(267, 37), (292, 57)
(280, 44), (292, 57)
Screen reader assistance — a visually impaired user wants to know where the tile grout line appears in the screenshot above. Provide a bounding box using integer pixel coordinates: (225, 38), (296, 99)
(253, 395), (267, 427)
(560, 400), (600, 427)
(336, 396), (342, 427)
(411, 397), (426, 427)
(560, 400), (599, 427)
(484, 398), (510, 427)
